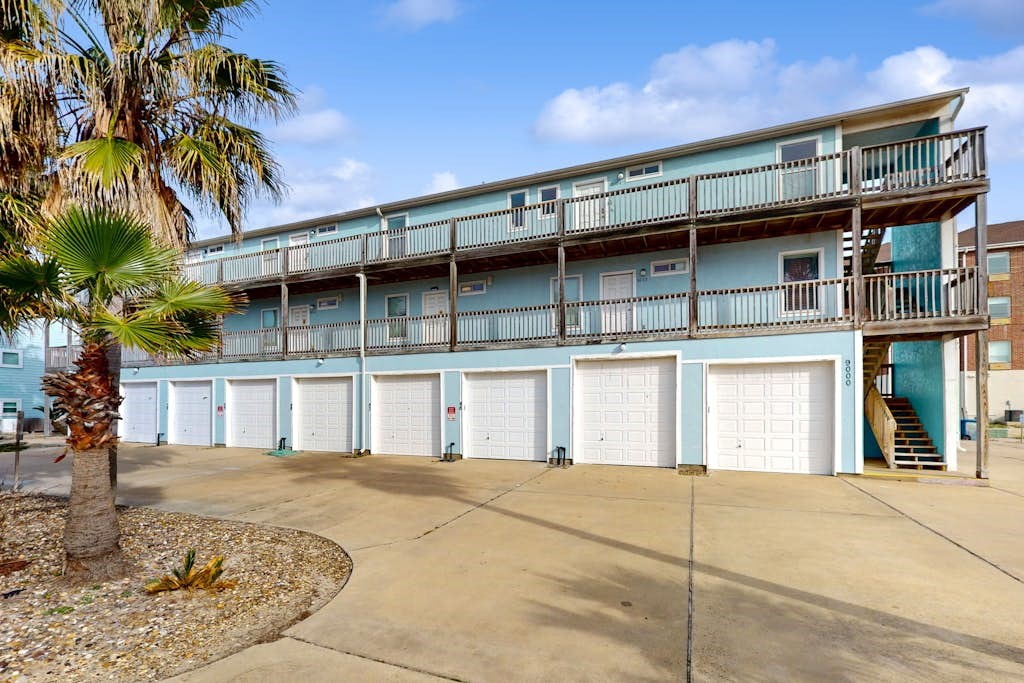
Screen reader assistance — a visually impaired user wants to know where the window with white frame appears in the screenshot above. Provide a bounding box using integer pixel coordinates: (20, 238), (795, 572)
(538, 186), (559, 218)
(385, 214), (407, 258)
(386, 294), (409, 340)
(990, 296), (1011, 321)
(990, 340), (1011, 365)
(315, 224), (338, 236)
(550, 275), (582, 330)
(0, 350), (22, 368)
(778, 138), (819, 200)
(989, 251), (1010, 275)
(317, 296), (339, 310)
(458, 280), (486, 296)
(625, 161), (662, 181)
(651, 258), (688, 277)
(780, 250), (821, 312)
(508, 190), (528, 231)
(1, 399), (20, 415)
(261, 309), (279, 328)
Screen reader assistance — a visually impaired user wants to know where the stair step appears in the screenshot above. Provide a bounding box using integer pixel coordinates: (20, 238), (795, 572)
(893, 460), (947, 470)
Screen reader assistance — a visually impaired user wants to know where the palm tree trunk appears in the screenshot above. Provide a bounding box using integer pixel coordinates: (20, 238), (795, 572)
(63, 447), (129, 581)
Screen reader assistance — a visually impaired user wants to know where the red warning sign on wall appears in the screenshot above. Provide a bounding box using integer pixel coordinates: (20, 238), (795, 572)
(447, 406), (456, 421)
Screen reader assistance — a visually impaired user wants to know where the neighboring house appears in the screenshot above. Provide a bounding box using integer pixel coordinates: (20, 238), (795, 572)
(0, 322), (46, 433)
(45, 89), (993, 474)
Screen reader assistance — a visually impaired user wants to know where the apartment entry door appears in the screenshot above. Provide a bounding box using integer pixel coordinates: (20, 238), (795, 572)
(574, 180), (607, 231)
(289, 233), (310, 272)
(601, 272), (635, 334)
(422, 290), (449, 345)
(289, 305), (310, 352)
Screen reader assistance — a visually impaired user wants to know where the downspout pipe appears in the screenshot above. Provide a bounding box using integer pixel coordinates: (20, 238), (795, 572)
(356, 272), (368, 454)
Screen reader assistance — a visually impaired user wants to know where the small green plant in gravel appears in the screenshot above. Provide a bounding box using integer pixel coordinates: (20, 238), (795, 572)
(45, 605), (74, 615)
(145, 549), (237, 594)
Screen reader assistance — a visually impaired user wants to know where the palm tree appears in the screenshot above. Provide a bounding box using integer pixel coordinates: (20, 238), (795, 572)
(0, 0), (296, 247)
(0, 206), (243, 580)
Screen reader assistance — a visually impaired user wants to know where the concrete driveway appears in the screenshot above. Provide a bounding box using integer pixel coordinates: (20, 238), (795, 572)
(6, 440), (1024, 682)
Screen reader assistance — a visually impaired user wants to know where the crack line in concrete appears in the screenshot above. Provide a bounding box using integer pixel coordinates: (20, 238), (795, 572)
(842, 479), (1023, 585)
(352, 467), (554, 552)
(284, 635), (467, 682)
(686, 476), (694, 683)
(990, 486), (1024, 500)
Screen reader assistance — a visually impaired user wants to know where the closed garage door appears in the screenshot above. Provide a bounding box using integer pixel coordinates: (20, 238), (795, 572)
(576, 357), (676, 467)
(228, 379), (277, 449)
(465, 371), (546, 461)
(296, 377), (353, 452)
(710, 362), (833, 475)
(170, 381), (212, 446)
(121, 382), (157, 443)
(373, 374), (440, 457)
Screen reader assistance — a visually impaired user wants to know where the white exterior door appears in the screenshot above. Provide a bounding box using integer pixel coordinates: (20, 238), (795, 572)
(289, 305), (311, 353)
(373, 374), (440, 457)
(261, 238), (279, 276)
(601, 272), (635, 334)
(574, 180), (607, 230)
(170, 381), (212, 446)
(288, 233), (310, 272)
(576, 357), (676, 467)
(465, 371), (546, 461)
(228, 379), (277, 449)
(121, 382), (157, 443)
(296, 377), (353, 452)
(422, 291), (449, 345)
(709, 362), (834, 475)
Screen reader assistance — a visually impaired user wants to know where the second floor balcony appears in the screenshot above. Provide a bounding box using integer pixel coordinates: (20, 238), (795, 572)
(46, 267), (985, 370)
(181, 128), (987, 289)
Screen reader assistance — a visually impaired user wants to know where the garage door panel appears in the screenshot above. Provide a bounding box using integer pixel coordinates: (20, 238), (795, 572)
(711, 362), (833, 475)
(121, 383), (157, 443)
(577, 358), (676, 468)
(170, 381), (212, 446)
(374, 375), (440, 457)
(297, 377), (352, 453)
(466, 371), (546, 461)
(228, 379), (276, 449)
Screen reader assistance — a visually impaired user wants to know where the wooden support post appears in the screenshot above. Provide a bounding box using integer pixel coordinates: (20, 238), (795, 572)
(557, 245), (567, 343)
(280, 282), (289, 357)
(687, 176), (698, 220)
(217, 257), (224, 284)
(449, 258), (458, 351)
(850, 146), (862, 195)
(556, 199), (566, 237)
(66, 328), (72, 368)
(42, 322), (51, 436)
(449, 217), (458, 253)
(688, 227), (698, 337)
(976, 329), (989, 479)
(975, 193), (989, 479)
(852, 205), (864, 327)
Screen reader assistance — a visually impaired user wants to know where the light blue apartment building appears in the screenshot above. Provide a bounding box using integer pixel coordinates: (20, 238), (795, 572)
(45, 89), (993, 475)
(1, 323), (47, 433)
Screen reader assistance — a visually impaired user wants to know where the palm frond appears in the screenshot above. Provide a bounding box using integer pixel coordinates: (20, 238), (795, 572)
(144, 278), (244, 316)
(60, 137), (144, 189)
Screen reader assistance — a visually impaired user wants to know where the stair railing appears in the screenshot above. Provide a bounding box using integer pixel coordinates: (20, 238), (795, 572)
(865, 385), (897, 469)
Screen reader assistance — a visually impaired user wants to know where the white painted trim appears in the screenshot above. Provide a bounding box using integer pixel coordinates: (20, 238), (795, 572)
(854, 332), (864, 475)
(675, 356), (682, 465)
(546, 367), (553, 459)
(0, 348), (23, 369)
(168, 379), (214, 448)
(778, 247), (825, 316)
(537, 185), (560, 220)
(506, 189), (530, 233)
(316, 296), (340, 310)
(569, 351), (683, 468)
(705, 355), (842, 476)
(370, 364), (571, 376)
(624, 160), (663, 182)
(701, 362), (709, 467)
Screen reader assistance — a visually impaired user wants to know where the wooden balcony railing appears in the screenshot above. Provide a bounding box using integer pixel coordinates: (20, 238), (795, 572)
(45, 344), (82, 368)
(457, 304), (559, 345)
(697, 278), (850, 333)
(177, 128), (986, 287)
(566, 292), (689, 341)
(366, 314), (450, 350)
(864, 267), (980, 321)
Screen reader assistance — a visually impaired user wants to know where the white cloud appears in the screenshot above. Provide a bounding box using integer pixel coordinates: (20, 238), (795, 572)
(533, 40), (1024, 161)
(383, 0), (459, 29)
(242, 157), (376, 229)
(922, 0), (1024, 36)
(273, 86), (352, 145)
(424, 171), (460, 194)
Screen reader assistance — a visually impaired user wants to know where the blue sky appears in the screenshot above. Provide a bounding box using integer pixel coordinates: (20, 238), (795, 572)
(198, 0), (1024, 238)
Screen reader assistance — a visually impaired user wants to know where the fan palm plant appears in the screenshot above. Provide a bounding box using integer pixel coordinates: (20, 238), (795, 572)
(0, 206), (243, 580)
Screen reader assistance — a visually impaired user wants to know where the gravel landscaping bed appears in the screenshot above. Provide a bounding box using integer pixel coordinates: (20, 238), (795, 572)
(0, 493), (352, 681)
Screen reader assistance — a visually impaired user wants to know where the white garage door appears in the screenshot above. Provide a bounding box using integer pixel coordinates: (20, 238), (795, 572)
(296, 377), (353, 452)
(373, 374), (440, 457)
(170, 381), (212, 446)
(710, 362), (834, 475)
(121, 382), (157, 443)
(465, 371), (547, 461)
(576, 357), (676, 467)
(228, 379), (277, 449)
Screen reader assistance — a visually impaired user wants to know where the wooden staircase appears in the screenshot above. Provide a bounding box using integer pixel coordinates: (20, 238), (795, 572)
(884, 397), (946, 470)
(862, 340), (946, 470)
(844, 225), (887, 276)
